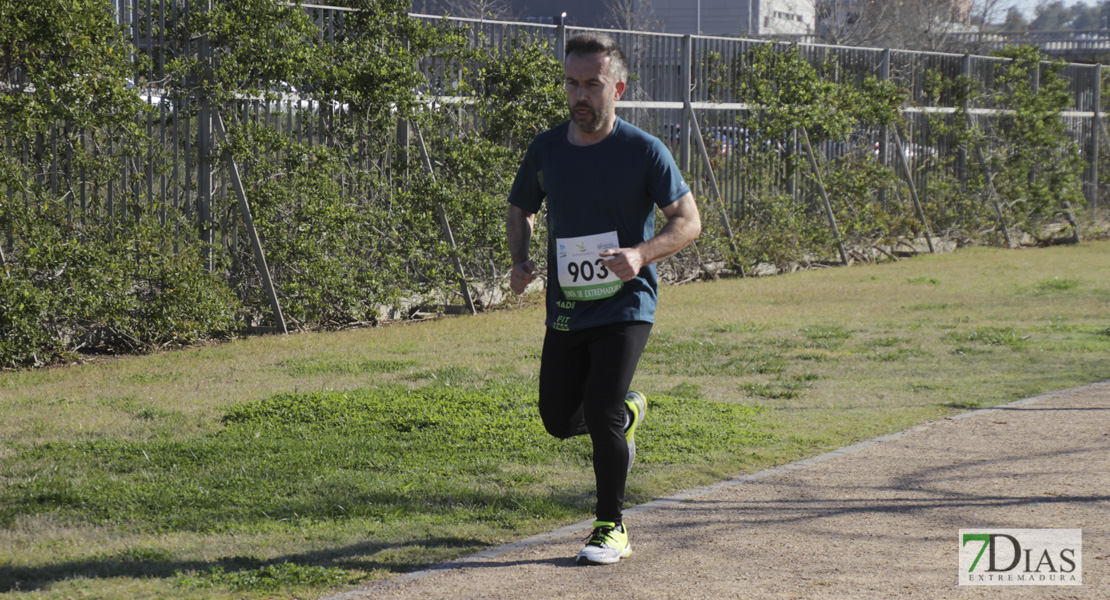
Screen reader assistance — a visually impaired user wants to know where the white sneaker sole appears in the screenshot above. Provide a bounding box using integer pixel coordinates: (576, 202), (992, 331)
(575, 544), (632, 565)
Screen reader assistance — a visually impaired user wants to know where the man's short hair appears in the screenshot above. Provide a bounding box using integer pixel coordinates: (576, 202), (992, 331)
(565, 33), (628, 84)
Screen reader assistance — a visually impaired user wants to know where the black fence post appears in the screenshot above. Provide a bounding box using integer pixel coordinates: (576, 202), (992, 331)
(1090, 64), (1101, 208)
(555, 12), (566, 61)
(959, 53), (971, 189)
(195, 1), (214, 270)
(680, 34), (692, 173)
(879, 48), (890, 207)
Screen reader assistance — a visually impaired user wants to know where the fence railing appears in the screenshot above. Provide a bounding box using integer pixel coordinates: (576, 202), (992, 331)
(951, 29), (1110, 56)
(400, 15), (1105, 211)
(3, 0), (1105, 346)
(11, 2), (1107, 280)
(101, 3), (1107, 223)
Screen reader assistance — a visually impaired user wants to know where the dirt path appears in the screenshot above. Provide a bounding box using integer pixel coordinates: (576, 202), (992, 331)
(327, 382), (1110, 599)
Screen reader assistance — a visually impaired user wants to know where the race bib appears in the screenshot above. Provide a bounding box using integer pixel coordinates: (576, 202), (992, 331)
(556, 231), (623, 301)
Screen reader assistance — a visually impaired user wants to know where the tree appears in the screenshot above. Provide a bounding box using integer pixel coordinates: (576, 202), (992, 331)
(605, 0), (661, 32)
(1002, 6), (1030, 29)
(602, 0), (661, 128)
(1069, 1), (1101, 28)
(815, 0), (1008, 51)
(965, 0), (1010, 28)
(413, 0), (513, 19)
(1030, 1), (1073, 30)
(894, 0), (975, 51)
(1, 0), (147, 138)
(816, 0), (899, 47)
(1, 0), (239, 366)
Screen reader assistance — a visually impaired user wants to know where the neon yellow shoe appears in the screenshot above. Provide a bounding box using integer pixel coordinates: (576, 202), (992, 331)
(625, 391), (647, 473)
(576, 521), (631, 565)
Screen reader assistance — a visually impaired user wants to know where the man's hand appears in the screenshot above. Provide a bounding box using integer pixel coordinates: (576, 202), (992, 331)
(599, 247), (645, 282)
(596, 193), (701, 283)
(510, 259), (537, 295)
(507, 205), (537, 295)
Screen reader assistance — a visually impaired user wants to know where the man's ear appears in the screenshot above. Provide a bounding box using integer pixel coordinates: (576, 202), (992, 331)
(614, 80), (626, 101)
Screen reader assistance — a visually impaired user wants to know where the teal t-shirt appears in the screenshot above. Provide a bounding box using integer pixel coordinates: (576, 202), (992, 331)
(508, 118), (691, 331)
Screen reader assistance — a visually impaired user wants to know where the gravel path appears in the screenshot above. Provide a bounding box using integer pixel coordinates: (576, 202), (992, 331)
(326, 381), (1110, 599)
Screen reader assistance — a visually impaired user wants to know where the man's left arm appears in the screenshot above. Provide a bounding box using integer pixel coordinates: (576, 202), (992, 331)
(600, 192), (701, 282)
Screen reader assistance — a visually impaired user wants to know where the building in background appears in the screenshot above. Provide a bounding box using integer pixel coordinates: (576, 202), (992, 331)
(650, 0), (813, 35)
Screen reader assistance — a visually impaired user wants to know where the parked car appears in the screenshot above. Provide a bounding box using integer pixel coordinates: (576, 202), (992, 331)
(660, 122), (682, 151)
(659, 123), (786, 157)
(873, 140), (938, 163)
(128, 79), (174, 115)
(706, 126), (740, 156)
(245, 81), (349, 115)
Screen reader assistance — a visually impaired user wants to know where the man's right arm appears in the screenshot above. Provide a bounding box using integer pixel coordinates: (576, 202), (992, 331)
(507, 204), (538, 295)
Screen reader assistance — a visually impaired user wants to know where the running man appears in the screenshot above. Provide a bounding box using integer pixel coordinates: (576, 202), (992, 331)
(506, 32), (701, 565)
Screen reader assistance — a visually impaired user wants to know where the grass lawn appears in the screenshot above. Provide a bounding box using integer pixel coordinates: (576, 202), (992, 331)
(1, 241), (1108, 599)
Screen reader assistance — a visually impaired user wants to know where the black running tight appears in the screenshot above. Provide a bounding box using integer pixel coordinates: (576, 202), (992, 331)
(538, 321), (652, 523)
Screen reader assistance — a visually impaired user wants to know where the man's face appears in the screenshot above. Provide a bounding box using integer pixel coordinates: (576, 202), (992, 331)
(564, 52), (625, 134)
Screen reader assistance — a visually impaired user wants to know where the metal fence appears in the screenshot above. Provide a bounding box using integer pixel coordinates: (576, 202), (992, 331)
(12, 2), (1108, 254)
(951, 29), (1110, 59)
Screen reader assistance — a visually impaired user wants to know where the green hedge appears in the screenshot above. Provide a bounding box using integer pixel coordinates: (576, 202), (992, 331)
(0, 0), (1094, 369)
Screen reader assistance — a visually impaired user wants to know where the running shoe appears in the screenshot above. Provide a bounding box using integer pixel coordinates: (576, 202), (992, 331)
(625, 390), (647, 473)
(576, 520), (631, 565)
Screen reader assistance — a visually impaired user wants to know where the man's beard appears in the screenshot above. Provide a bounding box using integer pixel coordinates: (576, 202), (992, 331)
(571, 100), (606, 133)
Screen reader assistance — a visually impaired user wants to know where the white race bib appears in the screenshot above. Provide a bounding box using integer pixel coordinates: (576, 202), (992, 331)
(556, 231), (623, 301)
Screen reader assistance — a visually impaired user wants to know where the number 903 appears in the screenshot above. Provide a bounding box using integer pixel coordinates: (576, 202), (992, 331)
(568, 258), (610, 282)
